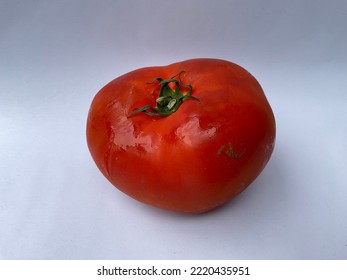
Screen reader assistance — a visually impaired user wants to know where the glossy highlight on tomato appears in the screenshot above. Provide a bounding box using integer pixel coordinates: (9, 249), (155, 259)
(86, 58), (276, 213)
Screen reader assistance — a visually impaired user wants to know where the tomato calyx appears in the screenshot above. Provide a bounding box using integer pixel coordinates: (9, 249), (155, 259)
(127, 71), (200, 117)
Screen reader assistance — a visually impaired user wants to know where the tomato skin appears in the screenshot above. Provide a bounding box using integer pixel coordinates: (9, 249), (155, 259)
(87, 58), (276, 213)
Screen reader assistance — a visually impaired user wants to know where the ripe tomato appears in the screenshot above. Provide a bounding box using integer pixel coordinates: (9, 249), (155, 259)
(86, 58), (275, 213)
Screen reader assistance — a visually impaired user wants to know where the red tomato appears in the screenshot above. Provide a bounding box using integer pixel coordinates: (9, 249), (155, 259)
(86, 58), (276, 213)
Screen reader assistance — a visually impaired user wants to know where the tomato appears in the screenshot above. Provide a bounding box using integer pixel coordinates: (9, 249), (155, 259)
(86, 58), (276, 213)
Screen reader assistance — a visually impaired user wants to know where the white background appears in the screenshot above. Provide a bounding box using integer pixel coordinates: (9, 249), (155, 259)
(1, 0), (347, 260)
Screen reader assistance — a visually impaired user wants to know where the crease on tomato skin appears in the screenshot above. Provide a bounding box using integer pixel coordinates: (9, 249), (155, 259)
(103, 123), (116, 178)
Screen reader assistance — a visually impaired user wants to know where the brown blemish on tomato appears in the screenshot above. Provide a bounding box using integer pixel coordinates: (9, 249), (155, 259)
(217, 143), (244, 158)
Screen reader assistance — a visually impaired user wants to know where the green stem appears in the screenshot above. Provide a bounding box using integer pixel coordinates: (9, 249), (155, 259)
(127, 71), (200, 117)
